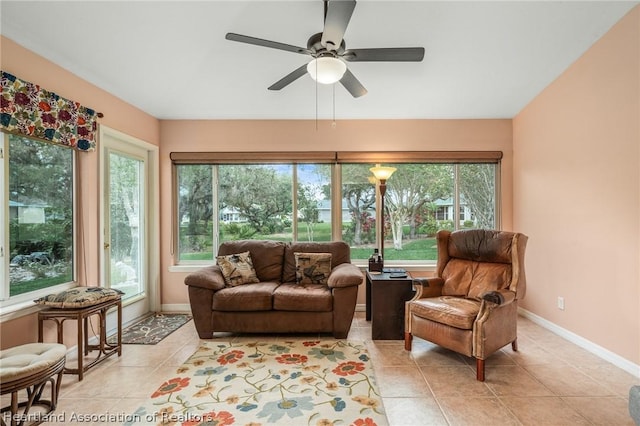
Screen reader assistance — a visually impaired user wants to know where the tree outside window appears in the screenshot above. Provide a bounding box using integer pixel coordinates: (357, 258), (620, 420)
(5, 134), (74, 296)
(177, 164), (330, 261)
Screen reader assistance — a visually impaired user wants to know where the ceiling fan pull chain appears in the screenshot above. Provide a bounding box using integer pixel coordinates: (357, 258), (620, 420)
(332, 83), (337, 128)
(315, 60), (319, 131)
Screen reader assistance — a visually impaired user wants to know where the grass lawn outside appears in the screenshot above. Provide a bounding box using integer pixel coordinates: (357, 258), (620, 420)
(180, 220), (438, 262)
(10, 273), (73, 296)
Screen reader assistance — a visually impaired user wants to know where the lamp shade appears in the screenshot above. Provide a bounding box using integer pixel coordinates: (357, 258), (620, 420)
(370, 164), (397, 181)
(307, 57), (347, 85)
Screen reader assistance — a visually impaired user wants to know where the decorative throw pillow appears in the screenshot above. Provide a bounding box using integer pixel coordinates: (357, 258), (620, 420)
(295, 252), (332, 284)
(34, 287), (124, 308)
(216, 251), (260, 287)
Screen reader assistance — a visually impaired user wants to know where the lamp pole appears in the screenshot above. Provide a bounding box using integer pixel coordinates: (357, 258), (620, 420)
(369, 164), (396, 263)
(379, 179), (388, 261)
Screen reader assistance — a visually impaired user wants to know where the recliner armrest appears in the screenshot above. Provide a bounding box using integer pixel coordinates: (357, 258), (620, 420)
(184, 265), (226, 291)
(327, 263), (363, 288)
(481, 289), (515, 306)
(412, 277), (445, 299)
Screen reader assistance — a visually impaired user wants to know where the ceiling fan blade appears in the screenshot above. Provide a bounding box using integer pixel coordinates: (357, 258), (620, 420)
(321, 0), (356, 51)
(268, 64), (309, 91)
(343, 47), (425, 62)
(340, 68), (367, 98)
(226, 33), (311, 55)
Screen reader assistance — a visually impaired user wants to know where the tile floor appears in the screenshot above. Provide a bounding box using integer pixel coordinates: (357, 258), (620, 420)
(5, 312), (637, 425)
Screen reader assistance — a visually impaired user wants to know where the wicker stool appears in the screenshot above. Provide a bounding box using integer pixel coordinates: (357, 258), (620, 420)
(38, 297), (122, 381)
(35, 288), (123, 381)
(0, 343), (66, 426)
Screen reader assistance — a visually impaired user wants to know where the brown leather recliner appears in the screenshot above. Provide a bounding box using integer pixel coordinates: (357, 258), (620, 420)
(404, 229), (528, 381)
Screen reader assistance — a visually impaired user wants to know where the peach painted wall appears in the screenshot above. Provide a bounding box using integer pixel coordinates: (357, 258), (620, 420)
(159, 119), (514, 306)
(513, 6), (640, 366)
(0, 36), (160, 349)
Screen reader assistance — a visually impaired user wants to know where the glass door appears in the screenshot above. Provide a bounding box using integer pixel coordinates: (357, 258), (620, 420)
(106, 150), (146, 300)
(102, 130), (156, 322)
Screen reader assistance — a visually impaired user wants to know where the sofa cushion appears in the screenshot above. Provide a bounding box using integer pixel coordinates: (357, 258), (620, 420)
(219, 240), (285, 282)
(295, 252), (331, 284)
(216, 251), (260, 287)
(212, 282), (279, 311)
(273, 282), (333, 312)
(283, 241), (351, 283)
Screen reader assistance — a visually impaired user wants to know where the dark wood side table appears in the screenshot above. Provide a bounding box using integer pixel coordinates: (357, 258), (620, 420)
(366, 270), (415, 340)
(38, 297), (122, 381)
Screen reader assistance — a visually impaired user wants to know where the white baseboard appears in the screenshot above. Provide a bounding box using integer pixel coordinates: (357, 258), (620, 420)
(161, 304), (192, 313)
(519, 308), (640, 378)
(355, 303), (366, 312)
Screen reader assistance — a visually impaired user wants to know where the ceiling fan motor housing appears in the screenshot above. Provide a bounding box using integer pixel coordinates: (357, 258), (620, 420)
(307, 32), (346, 57)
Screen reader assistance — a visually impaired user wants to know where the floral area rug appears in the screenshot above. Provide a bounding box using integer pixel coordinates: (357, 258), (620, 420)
(125, 340), (388, 426)
(109, 313), (192, 345)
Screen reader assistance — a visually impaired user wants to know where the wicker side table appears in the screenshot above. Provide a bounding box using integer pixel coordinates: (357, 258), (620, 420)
(38, 297), (122, 381)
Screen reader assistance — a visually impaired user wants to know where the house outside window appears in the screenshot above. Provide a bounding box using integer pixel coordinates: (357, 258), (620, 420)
(435, 206), (449, 221)
(174, 156), (498, 265)
(1, 133), (75, 303)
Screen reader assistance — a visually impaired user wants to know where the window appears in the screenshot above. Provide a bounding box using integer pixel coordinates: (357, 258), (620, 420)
(1, 133), (75, 302)
(340, 163), (377, 260)
(173, 153), (499, 265)
(296, 164), (332, 242)
(176, 164), (332, 262)
(458, 163), (496, 230)
(341, 162), (497, 262)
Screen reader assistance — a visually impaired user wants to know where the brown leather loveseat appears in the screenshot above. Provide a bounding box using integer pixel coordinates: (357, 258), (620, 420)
(184, 240), (363, 339)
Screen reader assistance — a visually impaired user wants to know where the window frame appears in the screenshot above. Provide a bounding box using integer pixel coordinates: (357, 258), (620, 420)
(0, 131), (78, 311)
(171, 151), (501, 267)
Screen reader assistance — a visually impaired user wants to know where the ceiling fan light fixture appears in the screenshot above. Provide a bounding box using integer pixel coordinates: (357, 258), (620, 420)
(307, 57), (347, 84)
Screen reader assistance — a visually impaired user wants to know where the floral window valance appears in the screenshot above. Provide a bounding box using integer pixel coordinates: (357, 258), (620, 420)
(0, 71), (98, 152)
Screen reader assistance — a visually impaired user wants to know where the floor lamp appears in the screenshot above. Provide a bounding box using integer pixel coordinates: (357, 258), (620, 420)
(370, 164), (396, 262)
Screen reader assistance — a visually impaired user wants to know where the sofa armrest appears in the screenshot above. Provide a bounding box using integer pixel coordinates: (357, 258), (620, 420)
(327, 263), (363, 288)
(184, 265), (226, 291)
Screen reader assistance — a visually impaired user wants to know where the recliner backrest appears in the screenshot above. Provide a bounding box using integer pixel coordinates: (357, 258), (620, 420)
(436, 229), (527, 299)
(441, 259), (512, 298)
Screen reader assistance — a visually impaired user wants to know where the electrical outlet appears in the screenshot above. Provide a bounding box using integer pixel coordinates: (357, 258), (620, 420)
(557, 297), (565, 310)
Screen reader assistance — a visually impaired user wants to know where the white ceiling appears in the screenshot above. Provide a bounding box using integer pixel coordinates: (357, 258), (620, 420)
(1, 1), (637, 120)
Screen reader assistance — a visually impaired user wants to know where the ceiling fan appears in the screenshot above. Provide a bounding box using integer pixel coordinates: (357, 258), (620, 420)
(225, 0), (425, 98)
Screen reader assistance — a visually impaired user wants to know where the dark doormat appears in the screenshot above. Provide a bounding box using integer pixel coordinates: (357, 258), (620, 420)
(108, 313), (192, 345)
